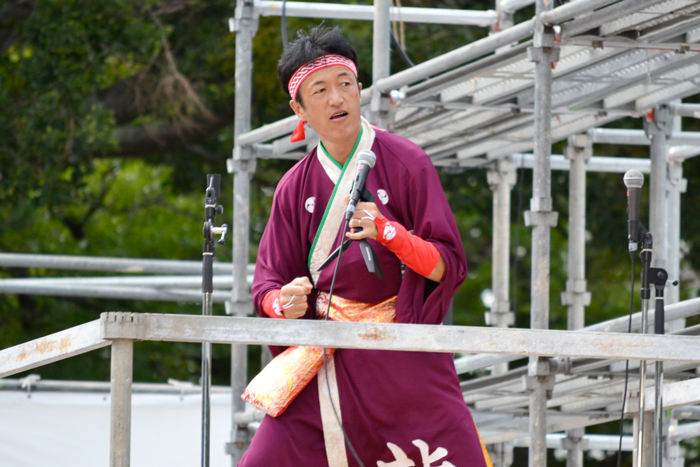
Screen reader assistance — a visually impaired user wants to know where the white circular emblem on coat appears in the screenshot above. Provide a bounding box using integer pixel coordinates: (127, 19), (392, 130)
(305, 197), (315, 213)
(377, 189), (389, 205)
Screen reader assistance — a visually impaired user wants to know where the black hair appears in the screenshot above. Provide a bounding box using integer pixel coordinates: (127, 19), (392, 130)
(277, 25), (359, 107)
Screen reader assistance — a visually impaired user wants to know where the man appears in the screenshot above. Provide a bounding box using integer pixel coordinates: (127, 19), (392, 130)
(239, 26), (491, 467)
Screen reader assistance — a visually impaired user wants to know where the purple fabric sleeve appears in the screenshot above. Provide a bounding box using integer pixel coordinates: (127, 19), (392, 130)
(372, 132), (468, 325)
(251, 157), (319, 355)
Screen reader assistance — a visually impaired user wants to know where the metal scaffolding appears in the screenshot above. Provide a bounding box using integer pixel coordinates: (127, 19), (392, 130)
(2, 0), (700, 466)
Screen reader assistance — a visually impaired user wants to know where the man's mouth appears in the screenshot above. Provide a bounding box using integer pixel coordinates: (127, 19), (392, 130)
(330, 111), (348, 121)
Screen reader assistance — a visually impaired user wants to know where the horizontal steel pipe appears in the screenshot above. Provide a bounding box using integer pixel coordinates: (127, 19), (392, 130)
(586, 297), (700, 334)
(499, 0), (535, 14)
(0, 253), (248, 275)
(670, 103), (700, 118)
(0, 377), (231, 395)
(454, 297), (700, 373)
(668, 421), (700, 442)
(589, 129), (700, 146)
(234, 410), (266, 425)
(626, 377), (700, 413)
(511, 433), (634, 451)
(511, 153), (651, 173)
(0, 275), (252, 288)
(236, 89), (372, 146)
(236, 115), (298, 147)
(374, 19), (534, 93)
(101, 312), (700, 363)
(0, 283), (233, 304)
(539, 0), (620, 26)
(455, 353), (517, 374)
(671, 406), (700, 420)
(560, 0), (661, 39)
(254, 1), (496, 26)
(670, 146), (700, 161)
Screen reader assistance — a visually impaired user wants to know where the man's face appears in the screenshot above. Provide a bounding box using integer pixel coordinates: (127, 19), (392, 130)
(290, 65), (362, 146)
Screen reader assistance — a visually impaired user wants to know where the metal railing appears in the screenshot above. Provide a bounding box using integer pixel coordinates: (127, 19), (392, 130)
(3, 307), (700, 466)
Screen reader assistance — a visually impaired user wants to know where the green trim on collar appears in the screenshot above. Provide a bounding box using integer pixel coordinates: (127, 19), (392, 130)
(308, 127), (364, 270)
(319, 126), (364, 169)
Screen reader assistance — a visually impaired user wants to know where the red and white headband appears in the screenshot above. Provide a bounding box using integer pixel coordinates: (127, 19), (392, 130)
(288, 54), (357, 100)
(288, 54), (358, 143)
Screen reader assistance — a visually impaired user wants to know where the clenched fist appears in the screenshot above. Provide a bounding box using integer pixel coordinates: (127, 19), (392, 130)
(279, 276), (313, 319)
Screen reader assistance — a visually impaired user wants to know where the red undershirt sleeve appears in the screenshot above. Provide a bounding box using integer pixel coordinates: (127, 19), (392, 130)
(261, 290), (285, 319)
(373, 217), (441, 278)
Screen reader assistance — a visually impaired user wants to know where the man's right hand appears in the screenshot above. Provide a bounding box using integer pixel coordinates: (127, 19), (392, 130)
(279, 277), (313, 319)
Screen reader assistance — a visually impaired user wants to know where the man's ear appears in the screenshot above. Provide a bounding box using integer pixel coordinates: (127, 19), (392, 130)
(290, 99), (304, 120)
(358, 82), (363, 92)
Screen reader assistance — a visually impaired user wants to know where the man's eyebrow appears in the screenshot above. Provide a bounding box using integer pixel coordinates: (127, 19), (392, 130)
(308, 78), (328, 87)
(308, 71), (353, 87)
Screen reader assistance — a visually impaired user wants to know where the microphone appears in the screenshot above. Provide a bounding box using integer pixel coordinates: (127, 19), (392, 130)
(346, 150), (377, 221)
(623, 169), (644, 244)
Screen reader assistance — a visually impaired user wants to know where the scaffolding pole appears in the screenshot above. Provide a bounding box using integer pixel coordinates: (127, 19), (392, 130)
(371, 0), (392, 129)
(667, 110), (685, 310)
(254, 0), (496, 26)
(646, 106), (673, 280)
(562, 135), (592, 333)
(561, 135), (592, 467)
(525, 0), (559, 463)
(110, 338), (133, 467)
(227, 0), (258, 463)
(486, 158), (516, 376)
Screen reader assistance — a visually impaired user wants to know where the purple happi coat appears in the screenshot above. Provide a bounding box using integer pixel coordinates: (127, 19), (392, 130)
(239, 129), (487, 467)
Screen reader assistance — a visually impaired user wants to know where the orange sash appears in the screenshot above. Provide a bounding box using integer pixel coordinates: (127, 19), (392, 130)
(242, 293), (397, 417)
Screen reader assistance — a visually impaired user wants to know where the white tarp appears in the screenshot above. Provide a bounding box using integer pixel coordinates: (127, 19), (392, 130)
(0, 390), (233, 467)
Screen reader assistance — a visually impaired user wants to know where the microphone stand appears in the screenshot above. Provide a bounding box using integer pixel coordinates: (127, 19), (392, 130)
(201, 175), (227, 467)
(634, 228), (652, 467)
(648, 267), (677, 466)
(631, 227), (676, 467)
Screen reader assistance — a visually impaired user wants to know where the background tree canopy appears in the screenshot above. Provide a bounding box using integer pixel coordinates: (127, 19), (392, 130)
(2, 1), (700, 462)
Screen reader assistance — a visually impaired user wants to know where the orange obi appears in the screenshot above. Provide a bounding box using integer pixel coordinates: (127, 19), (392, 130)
(242, 292), (397, 417)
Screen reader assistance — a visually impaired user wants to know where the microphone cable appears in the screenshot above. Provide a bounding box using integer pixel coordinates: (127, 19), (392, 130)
(320, 213), (366, 467)
(616, 254), (636, 467)
(390, 30), (414, 68)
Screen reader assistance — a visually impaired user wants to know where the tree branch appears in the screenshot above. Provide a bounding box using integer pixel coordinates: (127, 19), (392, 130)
(98, 110), (233, 158)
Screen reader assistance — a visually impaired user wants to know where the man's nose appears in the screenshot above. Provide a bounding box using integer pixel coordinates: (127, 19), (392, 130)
(328, 86), (343, 105)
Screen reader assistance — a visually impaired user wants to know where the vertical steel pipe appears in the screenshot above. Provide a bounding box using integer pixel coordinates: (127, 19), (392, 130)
(372, 0), (391, 86)
(487, 159), (515, 376)
(647, 118), (669, 273)
(232, 0), (256, 314)
(645, 108), (672, 467)
(563, 136), (590, 332)
(528, 7), (555, 337)
(229, 1), (257, 463)
(665, 157), (686, 466)
(526, 0), (558, 461)
(635, 298), (652, 467)
(563, 135), (590, 467)
(110, 339), (133, 467)
(371, 0), (392, 128)
(228, 342), (249, 464)
(667, 173), (681, 307)
(233, 172), (252, 311)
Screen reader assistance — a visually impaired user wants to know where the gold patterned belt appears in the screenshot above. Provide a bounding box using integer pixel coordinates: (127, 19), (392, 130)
(242, 292), (397, 417)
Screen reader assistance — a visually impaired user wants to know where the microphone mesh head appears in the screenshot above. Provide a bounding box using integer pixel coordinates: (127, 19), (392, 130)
(623, 169), (644, 189)
(357, 150), (376, 168)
